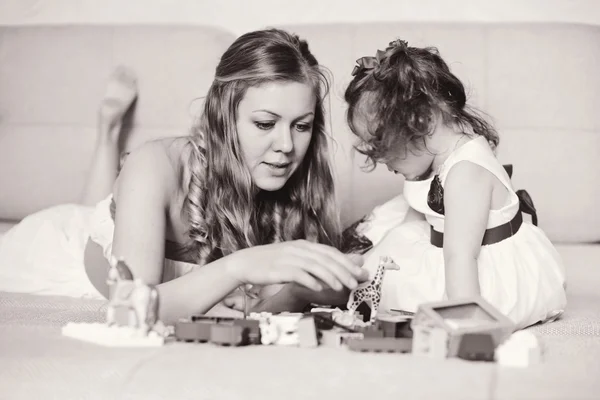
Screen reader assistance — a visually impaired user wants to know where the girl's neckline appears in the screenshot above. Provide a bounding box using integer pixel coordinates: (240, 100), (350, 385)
(440, 134), (485, 168)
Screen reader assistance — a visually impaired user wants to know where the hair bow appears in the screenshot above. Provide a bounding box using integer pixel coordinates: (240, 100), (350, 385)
(351, 39), (410, 77)
(351, 50), (385, 76)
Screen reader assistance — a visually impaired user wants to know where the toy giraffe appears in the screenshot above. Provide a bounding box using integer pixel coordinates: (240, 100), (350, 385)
(347, 256), (400, 324)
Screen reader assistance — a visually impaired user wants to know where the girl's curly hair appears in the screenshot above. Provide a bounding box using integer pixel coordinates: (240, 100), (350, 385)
(344, 40), (498, 169)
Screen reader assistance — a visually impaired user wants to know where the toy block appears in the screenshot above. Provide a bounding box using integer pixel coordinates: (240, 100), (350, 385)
(359, 325), (385, 338)
(174, 318), (213, 342)
(429, 327), (449, 358)
(347, 337), (412, 353)
(210, 324), (248, 346)
(457, 333), (495, 362)
(319, 329), (364, 347)
(495, 331), (542, 367)
(253, 313), (303, 346)
(311, 311), (362, 334)
(375, 317), (414, 338)
(310, 311), (335, 330)
(232, 319), (261, 345)
(62, 322), (164, 347)
(191, 315), (236, 324)
(272, 314), (303, 346)
(297, 315), (319, 348)
(411, 296), (515, 358)
(412, 326), (448, 358)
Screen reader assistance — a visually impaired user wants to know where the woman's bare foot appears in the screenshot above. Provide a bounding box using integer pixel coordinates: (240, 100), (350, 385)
(98, 66), (138, 142)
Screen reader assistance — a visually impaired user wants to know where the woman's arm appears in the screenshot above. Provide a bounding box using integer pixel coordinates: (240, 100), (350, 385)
(111, 142), (242, 323)
(442, 161), (493, 299)
(248, 254), (367, 313)
(111, 142), (367, 323)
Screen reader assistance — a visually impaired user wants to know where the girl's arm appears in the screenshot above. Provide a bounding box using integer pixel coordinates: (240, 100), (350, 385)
(442, 161), (493, 299)
(111, 143), (242, 323)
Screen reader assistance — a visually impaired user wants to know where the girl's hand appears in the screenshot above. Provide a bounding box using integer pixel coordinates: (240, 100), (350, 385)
(227, 240), (367, 293)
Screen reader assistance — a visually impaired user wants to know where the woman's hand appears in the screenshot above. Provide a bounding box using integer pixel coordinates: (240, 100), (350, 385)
(290, 254), (370, 306)
(224, 283), (350, 313)
(227, 240), (367, 292)
(289, 284), (350, 307)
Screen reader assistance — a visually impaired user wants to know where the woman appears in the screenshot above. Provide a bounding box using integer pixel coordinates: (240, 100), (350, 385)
(0, 28), (367, 324)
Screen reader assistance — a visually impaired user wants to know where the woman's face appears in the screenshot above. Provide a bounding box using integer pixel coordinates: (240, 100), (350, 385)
(236, 81), (316, 191)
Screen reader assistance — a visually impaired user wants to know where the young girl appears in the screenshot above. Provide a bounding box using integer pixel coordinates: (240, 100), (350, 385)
(342, 39), (567, 329)
(0, 29), (367, 323)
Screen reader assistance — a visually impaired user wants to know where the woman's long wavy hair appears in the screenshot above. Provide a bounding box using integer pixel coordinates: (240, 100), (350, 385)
(345, 40), (498, 170)
(183, 28), (339, 266)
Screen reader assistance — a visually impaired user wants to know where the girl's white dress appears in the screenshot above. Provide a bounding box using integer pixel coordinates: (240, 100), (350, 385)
(357, 136), (567, 329)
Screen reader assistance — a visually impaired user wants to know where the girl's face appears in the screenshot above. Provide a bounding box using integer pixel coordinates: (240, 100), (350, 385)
(384, 140), (435, 181)
(236, 81), (316, 191)
(352, 112), (434, 182)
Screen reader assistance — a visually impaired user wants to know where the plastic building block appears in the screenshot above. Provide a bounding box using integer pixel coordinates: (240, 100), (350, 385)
(311, 312), (361, 334)
(270, 314), (302, 346)
(347, 337), (412, 353)
(62, 322), (164, 347)
(210, 324), (247, 346)
(232, 319), (261, 345)
(297, 315), (319, 348)
(411, 296), (515, 358)
(249, 312), (303, 346)
(429, 327), (449, 358)
(319, 329), (364, 347)
(191, 315), (236, 323)
(457, 333), (495, 362)
(175, 315), (261, 345)
(359, 325), (385, 338)
(311, 312), (336, 330)
(495, 331), (542, 367)
(412, 326), (449, 358)
(375, 317), (414, 338)
(174, 318), (214, 342)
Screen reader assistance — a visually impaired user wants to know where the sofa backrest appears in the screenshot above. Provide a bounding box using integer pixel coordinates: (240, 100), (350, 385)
(1, 23), (598, 243)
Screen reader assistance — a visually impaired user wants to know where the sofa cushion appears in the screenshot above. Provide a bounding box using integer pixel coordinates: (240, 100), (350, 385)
(0, 25), (236, 220)
(1, 23), (599, 243)
(279, 22), (600, 243)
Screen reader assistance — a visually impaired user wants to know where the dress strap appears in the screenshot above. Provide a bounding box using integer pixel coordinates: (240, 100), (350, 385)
(439, 137), (515, 193)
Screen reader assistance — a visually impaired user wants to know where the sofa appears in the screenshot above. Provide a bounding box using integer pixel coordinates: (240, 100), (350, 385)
(0, 23), (599, 399)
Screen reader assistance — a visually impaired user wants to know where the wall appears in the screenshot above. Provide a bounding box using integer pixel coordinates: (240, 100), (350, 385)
(0, 0), (598, 33)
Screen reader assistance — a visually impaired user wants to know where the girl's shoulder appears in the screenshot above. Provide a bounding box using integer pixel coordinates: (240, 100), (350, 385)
(439, 136), (506, 184)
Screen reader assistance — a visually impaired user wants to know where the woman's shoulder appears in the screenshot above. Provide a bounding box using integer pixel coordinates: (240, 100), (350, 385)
(113, 136), (195, 202)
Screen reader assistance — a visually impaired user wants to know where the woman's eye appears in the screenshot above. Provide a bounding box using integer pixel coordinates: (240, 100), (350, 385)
(254, 121), (275, 130)
(295, 123), (312, 132)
